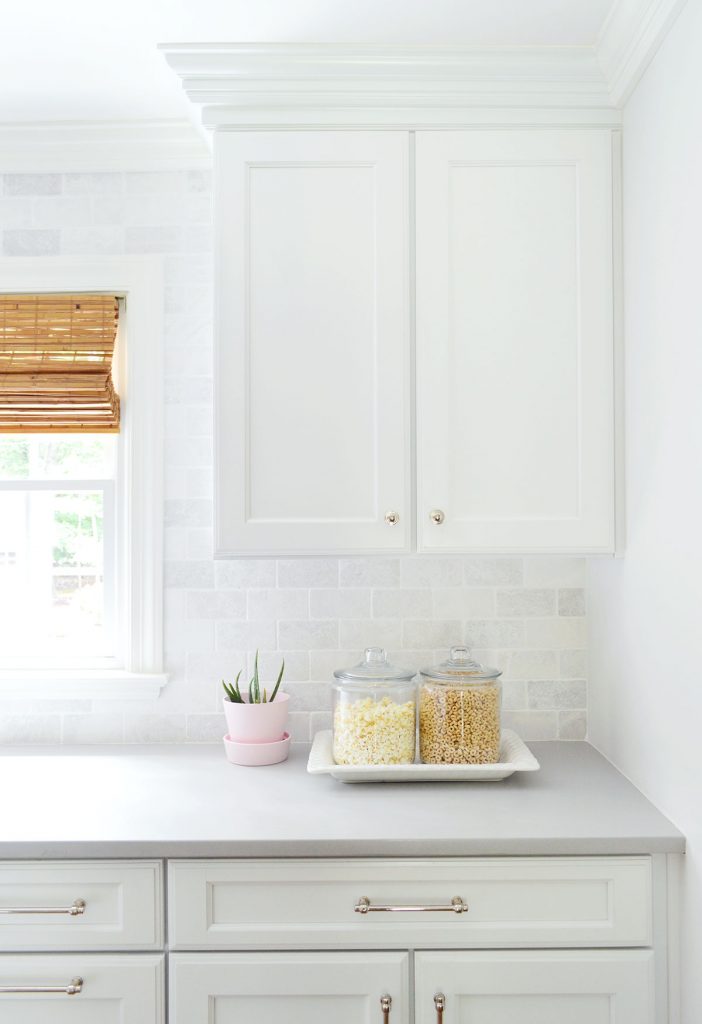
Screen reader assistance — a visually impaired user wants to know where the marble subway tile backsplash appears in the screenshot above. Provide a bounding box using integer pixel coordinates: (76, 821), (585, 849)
(0, 171), (588, 746)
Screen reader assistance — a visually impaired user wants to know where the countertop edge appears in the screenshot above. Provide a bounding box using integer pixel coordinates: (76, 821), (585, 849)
(0, 837), (686, 859)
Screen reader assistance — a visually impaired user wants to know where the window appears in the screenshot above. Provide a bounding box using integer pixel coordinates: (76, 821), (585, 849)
(0, 435), (116, 666)
(0, 258), (165, 699)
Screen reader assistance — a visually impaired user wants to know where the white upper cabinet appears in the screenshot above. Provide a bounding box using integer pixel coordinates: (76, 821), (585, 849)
(214, 131), (411, 556)
(416, 129), (615, 553)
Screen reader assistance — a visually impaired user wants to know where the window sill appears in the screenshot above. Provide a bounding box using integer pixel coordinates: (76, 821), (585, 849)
(0, 670), (168, 701)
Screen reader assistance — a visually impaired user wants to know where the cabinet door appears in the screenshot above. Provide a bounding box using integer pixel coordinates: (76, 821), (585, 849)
(415, 950), (654, 1024)
(170, 951), (409, 1024)
(416, 130), (614, 553)
(215, 131), (410, 556)
(0, 954), (164, 1023)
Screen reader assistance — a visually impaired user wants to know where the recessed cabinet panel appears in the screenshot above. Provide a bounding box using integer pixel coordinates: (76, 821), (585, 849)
(170, 952), (409, 1024)
(415, 950), (654, 1024)
(215, 131), (410, 555)
(416, 130), (614, 553)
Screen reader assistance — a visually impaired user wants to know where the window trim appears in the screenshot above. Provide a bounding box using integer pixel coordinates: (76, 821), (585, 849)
(0, 256), (167, 699)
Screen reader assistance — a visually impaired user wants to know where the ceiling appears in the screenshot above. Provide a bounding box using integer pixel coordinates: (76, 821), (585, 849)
(1, 0), (616, 123)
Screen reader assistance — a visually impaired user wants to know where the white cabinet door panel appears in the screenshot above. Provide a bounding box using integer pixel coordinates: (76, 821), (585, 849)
(416, 130), (614, 553)
(170, 951), (409, 1024)
(215, 131), (410, 555)
(415, 950), (654, 1024)
(0, 954), (164, 1024)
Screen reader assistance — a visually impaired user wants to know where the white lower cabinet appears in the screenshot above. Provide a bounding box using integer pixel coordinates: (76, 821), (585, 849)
(415, 950), (655, 1023)
(170, 951), (410, 1023)
(0, 954), (164, 1023)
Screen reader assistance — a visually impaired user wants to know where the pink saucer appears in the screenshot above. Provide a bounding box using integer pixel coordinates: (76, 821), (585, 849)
(223, 731), (291, 767)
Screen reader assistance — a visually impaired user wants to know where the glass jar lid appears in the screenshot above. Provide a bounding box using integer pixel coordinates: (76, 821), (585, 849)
(419, 645), (502, 682)
(333, 647), (416, 684)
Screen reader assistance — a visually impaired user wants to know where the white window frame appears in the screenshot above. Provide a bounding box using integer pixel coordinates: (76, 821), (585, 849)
(0, 256), (167, 699)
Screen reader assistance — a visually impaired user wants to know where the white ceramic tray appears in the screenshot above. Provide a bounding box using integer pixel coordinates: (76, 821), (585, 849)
(307, 729), (540, 783)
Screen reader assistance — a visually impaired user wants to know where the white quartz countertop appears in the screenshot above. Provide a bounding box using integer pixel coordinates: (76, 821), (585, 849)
(0, 741), (684, 858)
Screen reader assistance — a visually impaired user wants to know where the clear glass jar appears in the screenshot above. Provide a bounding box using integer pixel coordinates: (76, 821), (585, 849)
(419, 646), (502, 764)
(332, 647), (417, 765)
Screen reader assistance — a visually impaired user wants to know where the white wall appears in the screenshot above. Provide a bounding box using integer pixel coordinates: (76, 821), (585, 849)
(588, 1), (702, 1019)
(0, 171), (588, 745)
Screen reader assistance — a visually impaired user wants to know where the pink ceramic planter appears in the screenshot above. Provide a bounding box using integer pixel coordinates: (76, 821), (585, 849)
(223, 732), (291, 767)
(222, 692), (290, 744)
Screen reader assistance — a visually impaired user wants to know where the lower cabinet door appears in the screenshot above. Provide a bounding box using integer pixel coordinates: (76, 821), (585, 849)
(415, 950), (654, 1024)
(170, 951), (409, 1024)
(0, 954), (164, 1023)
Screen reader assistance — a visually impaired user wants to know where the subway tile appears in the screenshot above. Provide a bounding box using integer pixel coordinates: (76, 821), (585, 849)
(373, 589), (433, 618)
(528, 680), (587, 710)
(463, 557), (523, 586)
(32, 195), (92, 227)
(310, 650), (359, 679)
(125, 225), (181, 253)
(558, 709), (587, 740)
(3, 229), (60, 256)
(281, 681), (329, 711)
(0, 197), (32, 228)
(525, 617), (587, 649)
(432, 588), (495, 619)
(287, 712), (311, 744)
(558, 588), (586, 616)
(64, 172), (124, 194)
(165, 499), (213, 527)
(125, 171), (188, 193)
(165, 561), (215, 589)
(61, 226), (123, 254)
(253, 651), (309, 683)
(186, 714), (225, 743)
(188, 529), (214, 560)
(248, 589), (309, 621)
(216, 622), (277, 652)
(502, 710), (558, 740)
(216, 560), (276, 588)
(505, 650), (559, 681)
(5, 173), (62, 195)
(310, 589), (370, 619)
(523, 557), (586, 588)
(0, 714), (61, 743)
(465, 619), (525, 648)
(497, 589), (556, 617)
(62, 713), (124, 744)
(401, 557), (463, 587)
(403, 620), (462, 649)
(339, 619), (402, 651)
(560, 649), (588, 679)
(188, 590), (247, 620)
(340, 558), (399, 588)
(123, 714), (186, 744)
(278, 620), (339, 651)
(278, 559), (338, 588)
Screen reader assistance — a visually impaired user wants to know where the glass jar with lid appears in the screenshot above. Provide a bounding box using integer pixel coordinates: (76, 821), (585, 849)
(332, 647), (417, 765)
(419, 646), (502, 764)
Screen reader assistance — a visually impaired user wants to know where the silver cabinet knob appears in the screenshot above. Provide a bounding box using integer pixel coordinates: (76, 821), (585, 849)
(384, 511), (400, 526)
(429, 509), (445, 525)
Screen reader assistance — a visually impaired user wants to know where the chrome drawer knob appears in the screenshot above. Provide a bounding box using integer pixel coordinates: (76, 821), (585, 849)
(384, 511), (400, 526)
(429, 509), (445, 525)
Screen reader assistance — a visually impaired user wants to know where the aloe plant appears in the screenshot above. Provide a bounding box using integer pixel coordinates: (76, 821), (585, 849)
(222, 651), (285, 704)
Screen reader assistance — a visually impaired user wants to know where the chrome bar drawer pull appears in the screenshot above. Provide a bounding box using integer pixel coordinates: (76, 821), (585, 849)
(434, 994), (446, 1022)
(380, 994), (392, 1022)
(0, 977), (83, 996)
(355, 896), (467, 914)
(0, 899), (86, 917)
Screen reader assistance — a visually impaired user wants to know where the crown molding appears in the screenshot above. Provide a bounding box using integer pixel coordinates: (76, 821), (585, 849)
(0, 119), (210, 173)
(160, 43), (618, 128)
(597, 0), (688, 105)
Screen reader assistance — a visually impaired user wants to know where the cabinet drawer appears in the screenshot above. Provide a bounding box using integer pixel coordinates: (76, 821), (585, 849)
(168, 857), (651, 950)
(0, 862), (163, 950)
(0, 954), (164, 1023)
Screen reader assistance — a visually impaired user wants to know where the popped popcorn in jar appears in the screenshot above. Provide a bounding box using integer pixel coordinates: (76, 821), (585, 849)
(331, 648), (417, 766)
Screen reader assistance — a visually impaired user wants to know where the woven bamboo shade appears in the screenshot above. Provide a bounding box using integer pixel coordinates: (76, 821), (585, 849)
(0, 294), (120, 432)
